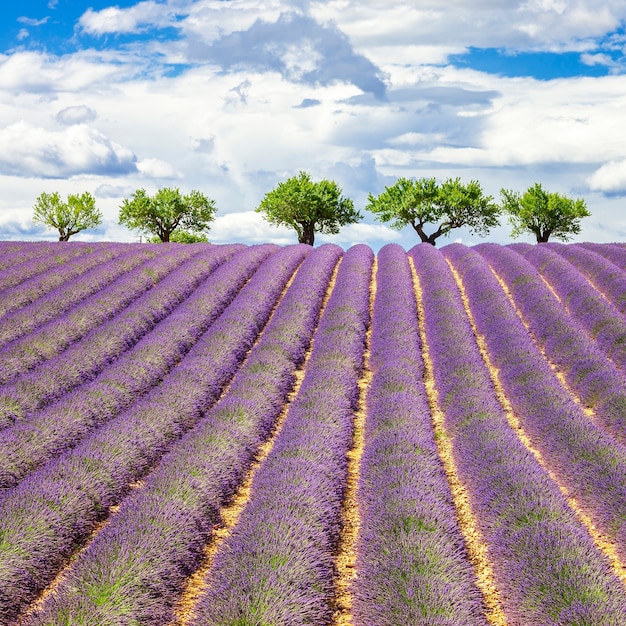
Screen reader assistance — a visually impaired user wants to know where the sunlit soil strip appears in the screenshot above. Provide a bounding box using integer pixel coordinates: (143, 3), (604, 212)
(409, 258), (507, 626)
(16, 480), (143, 624)
(331, 258), (376, 626)
(18, 254), (304, 624)
(172, 260), (342, 626)
(447, 260), (626, 588)
(487, 263), (596, 422)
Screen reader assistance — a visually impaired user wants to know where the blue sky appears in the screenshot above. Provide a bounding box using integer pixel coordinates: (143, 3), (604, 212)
(0, 0), (625, 248)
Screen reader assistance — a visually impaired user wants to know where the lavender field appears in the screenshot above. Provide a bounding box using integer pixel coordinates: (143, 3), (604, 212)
(1, 240), (625, 625)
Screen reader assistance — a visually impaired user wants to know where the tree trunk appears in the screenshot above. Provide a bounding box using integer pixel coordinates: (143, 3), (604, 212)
(298, 222), (315, 246)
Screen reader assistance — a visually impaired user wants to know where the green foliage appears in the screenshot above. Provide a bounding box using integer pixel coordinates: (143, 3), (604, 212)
(256, 171), (361, 245)
(32, 191), (102, 241)
(500, 183), (590, 243)
(147, 230), (209, 243)
(366, 177), (500, 245)
(119, 187), (216, 243)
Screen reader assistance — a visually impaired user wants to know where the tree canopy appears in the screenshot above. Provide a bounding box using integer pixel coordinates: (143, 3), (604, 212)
(500, 183), (590, 243)
(255, 171), (361, 246)
(32, 191), (102, 241)
(119, 187), (216, 243)
(366, 177), (500, 245)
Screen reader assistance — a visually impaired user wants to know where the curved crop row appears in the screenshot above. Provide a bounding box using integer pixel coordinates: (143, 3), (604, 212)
(26, 244), (342, 625)
(0, 243), (132, 317)
(443, 244), (626, 565)
(0, 242), (110, 294)
(0, 244), (240, 427)
(547, 243), (626, 316)
(477, 243), (626, 446)
(352, 243), (487, 625)
(512, 243), (626, 374)
(581, 242), (626, 269)
(0, 243), (191, 356)
(0, 245), (266, 488)
(0, 242), (62, 272)
(0, 244), (305, 623)
(189, 244), (373, 625)
(412, 243), (626, 625)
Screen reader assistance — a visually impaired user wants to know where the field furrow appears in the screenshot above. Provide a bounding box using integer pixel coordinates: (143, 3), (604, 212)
(547, 243), (626, 316)
(23, 244), (340, 625)
(0, 245), (271, 490)
(413, 243), (626, 625)
(476, 243), (626, 446)
(0, 244), (242, 429)
(351, 243), (487, 626)
(0, 243), (132, 317)
(0, 244), (306, 623)
(187, 245), (372, 625)
(512, 243), (626, 374)
(0, 244), (197, 357)
(444, 243), (626, 568)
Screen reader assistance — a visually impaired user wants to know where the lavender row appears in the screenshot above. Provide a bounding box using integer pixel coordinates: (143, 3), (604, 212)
(0, 243), (132, 317)
(0, 243), (172, 354)
(0, 242), (63, 272)
(410, 243), (626, 625)
(0, 244), (259, 487)
(547, 243), (626, 317)
(352, 243), (487, 625)
(0, 244), (207, 382)
(27, 244), (342, 625)
(0, 241), (109, 293)
(580, 242), (626, 270)
(476, 243), (626, 446)
(190, 245), (373, 625)
(442, 243), (626, 566)
(0, 244), (240, 427)
(510, 243), (626, 374)
(0, 244), (306, 623)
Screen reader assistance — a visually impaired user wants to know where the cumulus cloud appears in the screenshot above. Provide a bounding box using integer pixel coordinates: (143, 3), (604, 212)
(136, 157), (180, 179)
(95, 183), (136, 199)
(190, 13), (387, 97)
(0, 121), (137, 178)
(56, 105), (97, 125)
(210, 210), (295, 245)
(587, 160), (626, 195)
(79, 1), (181, 35)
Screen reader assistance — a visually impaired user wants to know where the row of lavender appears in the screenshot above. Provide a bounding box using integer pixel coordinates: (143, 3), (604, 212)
(0, 243), (307, 621)
(1, 241), (625, 623)
(413, 243), (626, 624)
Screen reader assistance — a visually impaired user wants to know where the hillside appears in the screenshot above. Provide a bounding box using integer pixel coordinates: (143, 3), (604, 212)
(1, 240), (626, 625)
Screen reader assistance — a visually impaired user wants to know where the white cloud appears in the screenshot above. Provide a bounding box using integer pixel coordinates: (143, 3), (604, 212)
(210, 210), (295, 245)
(587, 160), (626, 195)
(79, 2), (179, 35)
(0, 122), (137, 178)
(56, 105), (97, 125)
(136, 158), (180, 179)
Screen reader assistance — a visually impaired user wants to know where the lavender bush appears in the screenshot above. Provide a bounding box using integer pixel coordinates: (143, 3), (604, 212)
(410, 242), (626, 625)
(352, 243), (487, 626)
(0, 244), (306, 623)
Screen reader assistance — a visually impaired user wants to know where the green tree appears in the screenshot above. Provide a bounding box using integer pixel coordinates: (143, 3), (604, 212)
(32, 191), (102, 241)
(500, 183), (590, 243)
(366, 177), (500, 245)
(119, 187), (216, 243)
(256, 171), (361, 246)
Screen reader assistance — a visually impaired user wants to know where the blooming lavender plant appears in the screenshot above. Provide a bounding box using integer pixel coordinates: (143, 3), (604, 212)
(0, 243), (179, 352)
(410, 242), (626, 625)
(0, 244), (307, 623)
(0, 243), (131, 317)
(26, 244), (342, 625)
(548, 243), (626, 317)
(0, 245), (263, 487)
(0, 244), (240, 427)
(476, 243), (626, 445)
(510, 242), (626, 373)
(189, 244), (372, 625)
(352, 243), (487, 626)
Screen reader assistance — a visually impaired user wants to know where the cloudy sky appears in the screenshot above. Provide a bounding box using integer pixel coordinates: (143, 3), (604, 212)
(0, 0), (625, 249)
